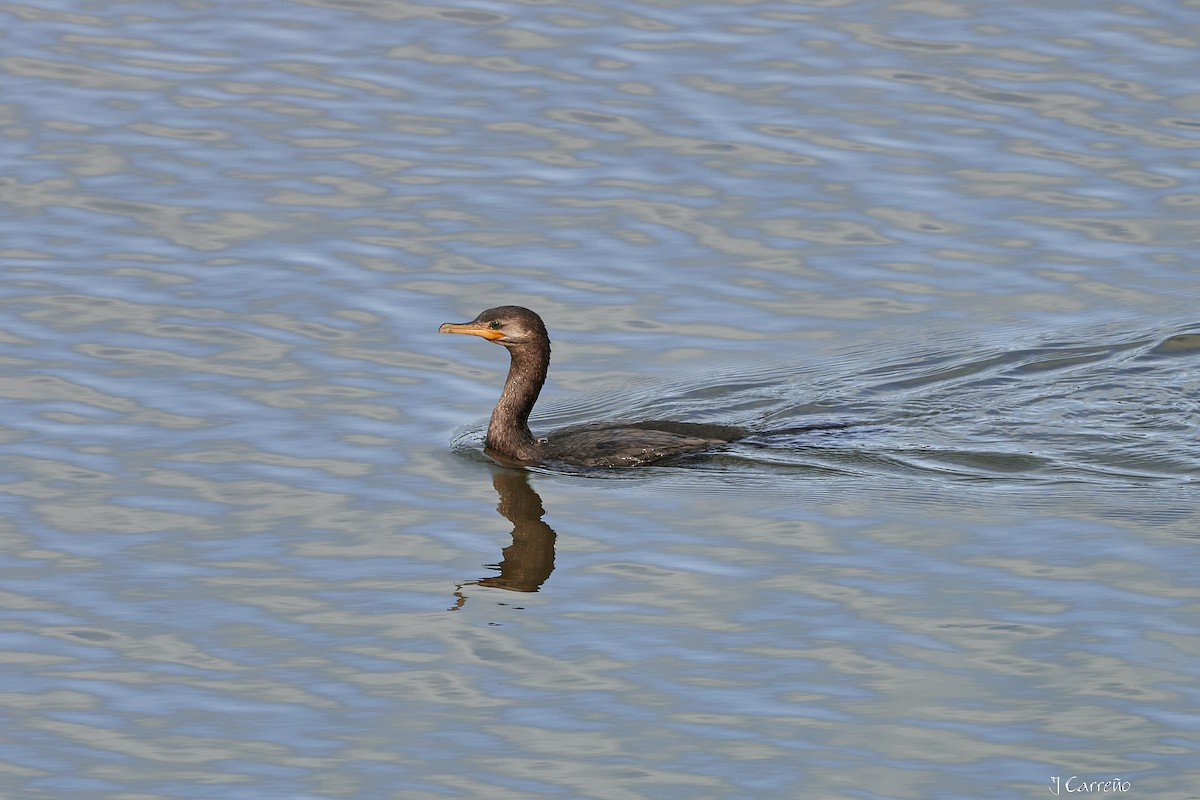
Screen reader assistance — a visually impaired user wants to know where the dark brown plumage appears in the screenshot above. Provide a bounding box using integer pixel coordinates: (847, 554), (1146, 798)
(439, 306), (745, 467)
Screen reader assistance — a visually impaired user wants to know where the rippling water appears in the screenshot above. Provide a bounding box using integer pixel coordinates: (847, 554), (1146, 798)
(2, 0), (1198, 798)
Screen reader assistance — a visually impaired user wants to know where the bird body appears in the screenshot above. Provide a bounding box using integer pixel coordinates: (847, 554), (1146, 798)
(439, 306), (744, 467)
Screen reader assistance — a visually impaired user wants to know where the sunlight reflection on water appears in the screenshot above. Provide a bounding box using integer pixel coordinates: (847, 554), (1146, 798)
(2, 0), (1198, 797)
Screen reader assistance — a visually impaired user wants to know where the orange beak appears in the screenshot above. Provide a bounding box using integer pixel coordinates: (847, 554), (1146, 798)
(438, 321), (505, 341)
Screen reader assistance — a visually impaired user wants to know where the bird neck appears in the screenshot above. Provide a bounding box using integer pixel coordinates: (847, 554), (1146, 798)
(486, 340), (550, 461)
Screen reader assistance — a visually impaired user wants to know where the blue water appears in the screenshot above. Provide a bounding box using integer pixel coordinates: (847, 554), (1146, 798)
(1, 0), (1198, 798)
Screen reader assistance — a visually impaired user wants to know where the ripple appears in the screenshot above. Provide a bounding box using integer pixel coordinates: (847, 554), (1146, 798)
(3, 0), (1199, 797)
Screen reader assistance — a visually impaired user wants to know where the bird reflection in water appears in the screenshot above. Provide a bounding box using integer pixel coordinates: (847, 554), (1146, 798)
(449, 467), (556, 610)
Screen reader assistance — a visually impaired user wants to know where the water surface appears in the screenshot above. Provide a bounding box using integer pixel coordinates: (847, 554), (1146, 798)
(2, 0), (1198, 798)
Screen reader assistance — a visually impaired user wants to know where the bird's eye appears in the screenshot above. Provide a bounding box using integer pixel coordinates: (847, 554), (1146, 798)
(489, 321), (502, 330)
